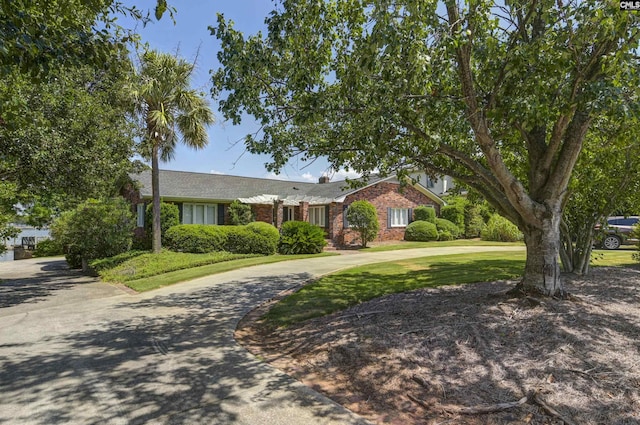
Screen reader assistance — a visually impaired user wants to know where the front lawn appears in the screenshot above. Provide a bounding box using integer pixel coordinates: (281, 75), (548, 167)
(96, 250), (335, 292)
(263, 248), (638, 328)
(363, 239), (523, 252)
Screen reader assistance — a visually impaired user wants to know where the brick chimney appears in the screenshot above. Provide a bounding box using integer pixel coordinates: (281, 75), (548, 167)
(318, 176), (330, 184)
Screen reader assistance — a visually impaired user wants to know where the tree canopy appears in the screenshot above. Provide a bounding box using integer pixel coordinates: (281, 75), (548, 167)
(212, 0), (639, 295)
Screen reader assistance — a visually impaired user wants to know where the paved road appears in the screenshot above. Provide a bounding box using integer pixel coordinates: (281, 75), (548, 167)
(0, 246), (522, 424)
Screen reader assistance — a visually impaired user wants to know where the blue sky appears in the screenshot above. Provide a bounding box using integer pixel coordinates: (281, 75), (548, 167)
(121, 0), (358, 183)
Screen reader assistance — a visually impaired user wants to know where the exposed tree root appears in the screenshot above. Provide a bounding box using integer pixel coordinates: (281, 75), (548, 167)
(408, 393), (529, 415)
(532, 392), (578, 425)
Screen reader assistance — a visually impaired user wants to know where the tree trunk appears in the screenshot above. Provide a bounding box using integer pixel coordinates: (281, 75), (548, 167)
(151, 143), (162, 254)
(518, 213), (566, 297)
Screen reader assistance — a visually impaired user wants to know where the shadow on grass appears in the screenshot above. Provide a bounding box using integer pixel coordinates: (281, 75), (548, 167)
(263, 267), (640, 424)
(266, 258), (525, 327)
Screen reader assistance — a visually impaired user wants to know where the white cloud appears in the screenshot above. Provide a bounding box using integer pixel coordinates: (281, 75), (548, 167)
(324, 168), (363, 181)
(210, 169), (226, 175)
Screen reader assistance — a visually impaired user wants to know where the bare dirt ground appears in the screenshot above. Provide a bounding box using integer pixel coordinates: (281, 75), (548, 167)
(236, 266), (640, 425)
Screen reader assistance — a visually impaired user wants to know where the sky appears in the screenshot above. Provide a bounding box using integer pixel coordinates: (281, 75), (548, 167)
(120, 0), (360, 183)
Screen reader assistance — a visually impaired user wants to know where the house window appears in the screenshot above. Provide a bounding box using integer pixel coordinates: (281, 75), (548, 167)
(183, 203), (217, 225)
(286, 207), (294, 222)
(308, 206), (326, 227)
(390, 208), (409, 227)
(136, 203), (145, 228)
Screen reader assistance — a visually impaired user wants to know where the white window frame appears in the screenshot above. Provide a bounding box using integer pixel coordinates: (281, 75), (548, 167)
(390, 208), (409, 227)
(182, 203), (217, 225)
(286, 207), (294, 222)
(308, 206), (326, 227)
(136, 203), (145, 228)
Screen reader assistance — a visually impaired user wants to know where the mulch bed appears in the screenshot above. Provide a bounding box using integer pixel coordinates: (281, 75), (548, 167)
(236, 266), (640, 424)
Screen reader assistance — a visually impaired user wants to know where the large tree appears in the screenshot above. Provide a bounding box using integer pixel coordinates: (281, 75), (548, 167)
(134, 50), (214, 253)
(212, 0), (639, 296)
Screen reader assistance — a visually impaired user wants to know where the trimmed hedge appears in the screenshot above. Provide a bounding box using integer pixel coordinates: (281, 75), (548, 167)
(278, 221), (327, 254)
(413, 205), (436, 223)
(226, 222), (279, 255)
(164, 222), (280, 255)
(164, 224), (229, 253)
(434, 218), (460, 238)
(481, 214), (523, 242)
(404, 221), (439, 241)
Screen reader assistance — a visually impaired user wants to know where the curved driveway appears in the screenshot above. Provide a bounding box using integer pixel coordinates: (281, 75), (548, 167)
(0, 246), (522, 424)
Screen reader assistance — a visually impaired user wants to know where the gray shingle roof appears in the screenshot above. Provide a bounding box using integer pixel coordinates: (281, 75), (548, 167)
(129, 169), (435, 205)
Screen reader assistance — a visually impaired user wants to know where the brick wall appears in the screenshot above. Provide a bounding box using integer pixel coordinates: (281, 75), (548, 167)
(336, 182), (440, 246)
(252, 204), (274, 225)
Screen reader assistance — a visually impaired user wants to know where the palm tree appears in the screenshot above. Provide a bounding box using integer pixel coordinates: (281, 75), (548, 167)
(134, 50), (214, 253)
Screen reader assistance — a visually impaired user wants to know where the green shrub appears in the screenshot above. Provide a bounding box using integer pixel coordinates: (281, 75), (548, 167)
(278, 221), (327, 254)
(464, 203), (491, 238)
(226, 224), (278, 255)
(33, 238), (64, 257)
(434, 218), (460, 238)
(441, 202), (466, 234)
(144, 202), (180, 246)
(404, 221), (438, 241)
(481, 214), (523, 242)
(165, 222), (279, 255)
(413, 205), (436, 223)
(465, 212), (486, 238)
(246, 221), (280, 240)
(228, 200), (254, 225)
(438, 230), (454, 241)
(89, 250), (147, 273)
(346, 200), (379, 247)
(164, 224), (229, 253)
(50, 198), (135, 270)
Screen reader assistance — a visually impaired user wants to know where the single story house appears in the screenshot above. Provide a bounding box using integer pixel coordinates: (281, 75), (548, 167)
(124, 170), (445, 246)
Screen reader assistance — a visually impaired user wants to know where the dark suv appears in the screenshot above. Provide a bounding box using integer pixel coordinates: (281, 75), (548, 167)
(597, 216), (640, 250)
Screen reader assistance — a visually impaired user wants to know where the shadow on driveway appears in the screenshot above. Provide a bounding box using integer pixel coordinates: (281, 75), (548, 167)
(0, 259), (100, 309)
(0, 271), (370, 424)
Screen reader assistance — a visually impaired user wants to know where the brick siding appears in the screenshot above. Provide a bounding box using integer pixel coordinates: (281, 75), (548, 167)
(336, 182), (440, 246)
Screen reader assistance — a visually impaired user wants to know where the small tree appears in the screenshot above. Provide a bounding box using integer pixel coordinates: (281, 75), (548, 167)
(50, 198), (135, 271)
(228, 200), (253, 225)
(144, 202), (179, 245)
(346, 201), (379, 248)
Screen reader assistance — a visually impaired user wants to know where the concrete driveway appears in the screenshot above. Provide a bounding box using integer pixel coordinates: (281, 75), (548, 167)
(0, 246), (522, 424)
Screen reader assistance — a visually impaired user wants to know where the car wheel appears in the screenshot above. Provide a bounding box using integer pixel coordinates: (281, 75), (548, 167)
(603, 235), (621, 250)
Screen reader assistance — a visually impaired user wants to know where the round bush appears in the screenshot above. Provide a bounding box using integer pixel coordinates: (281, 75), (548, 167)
(481, 214), (523, 242)
(404, 221), (438, 241)
(164, 224), (229, 253)
(438, 230), (454, 241)
(413, 205), (436, 223)
(50, 198), (135, 269)
(278, 221), (327, 254)
(434, 218), (460, 238)
(226, 224), (278, 255)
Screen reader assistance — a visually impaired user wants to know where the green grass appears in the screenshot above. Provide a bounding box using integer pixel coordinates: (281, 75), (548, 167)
(263, 248), (640, 328)
(264, 251), (526, 328)
(591, 248), (638, 267)
(98, 250), (335, 292)
(363, 239), (524, 252)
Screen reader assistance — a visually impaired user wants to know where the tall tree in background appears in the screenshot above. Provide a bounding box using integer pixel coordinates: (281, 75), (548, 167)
(560, 113), (640, 275)
(134, 50), (214, 253)
(212, 0), (639, 296)
(0, 0), (172, 244)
